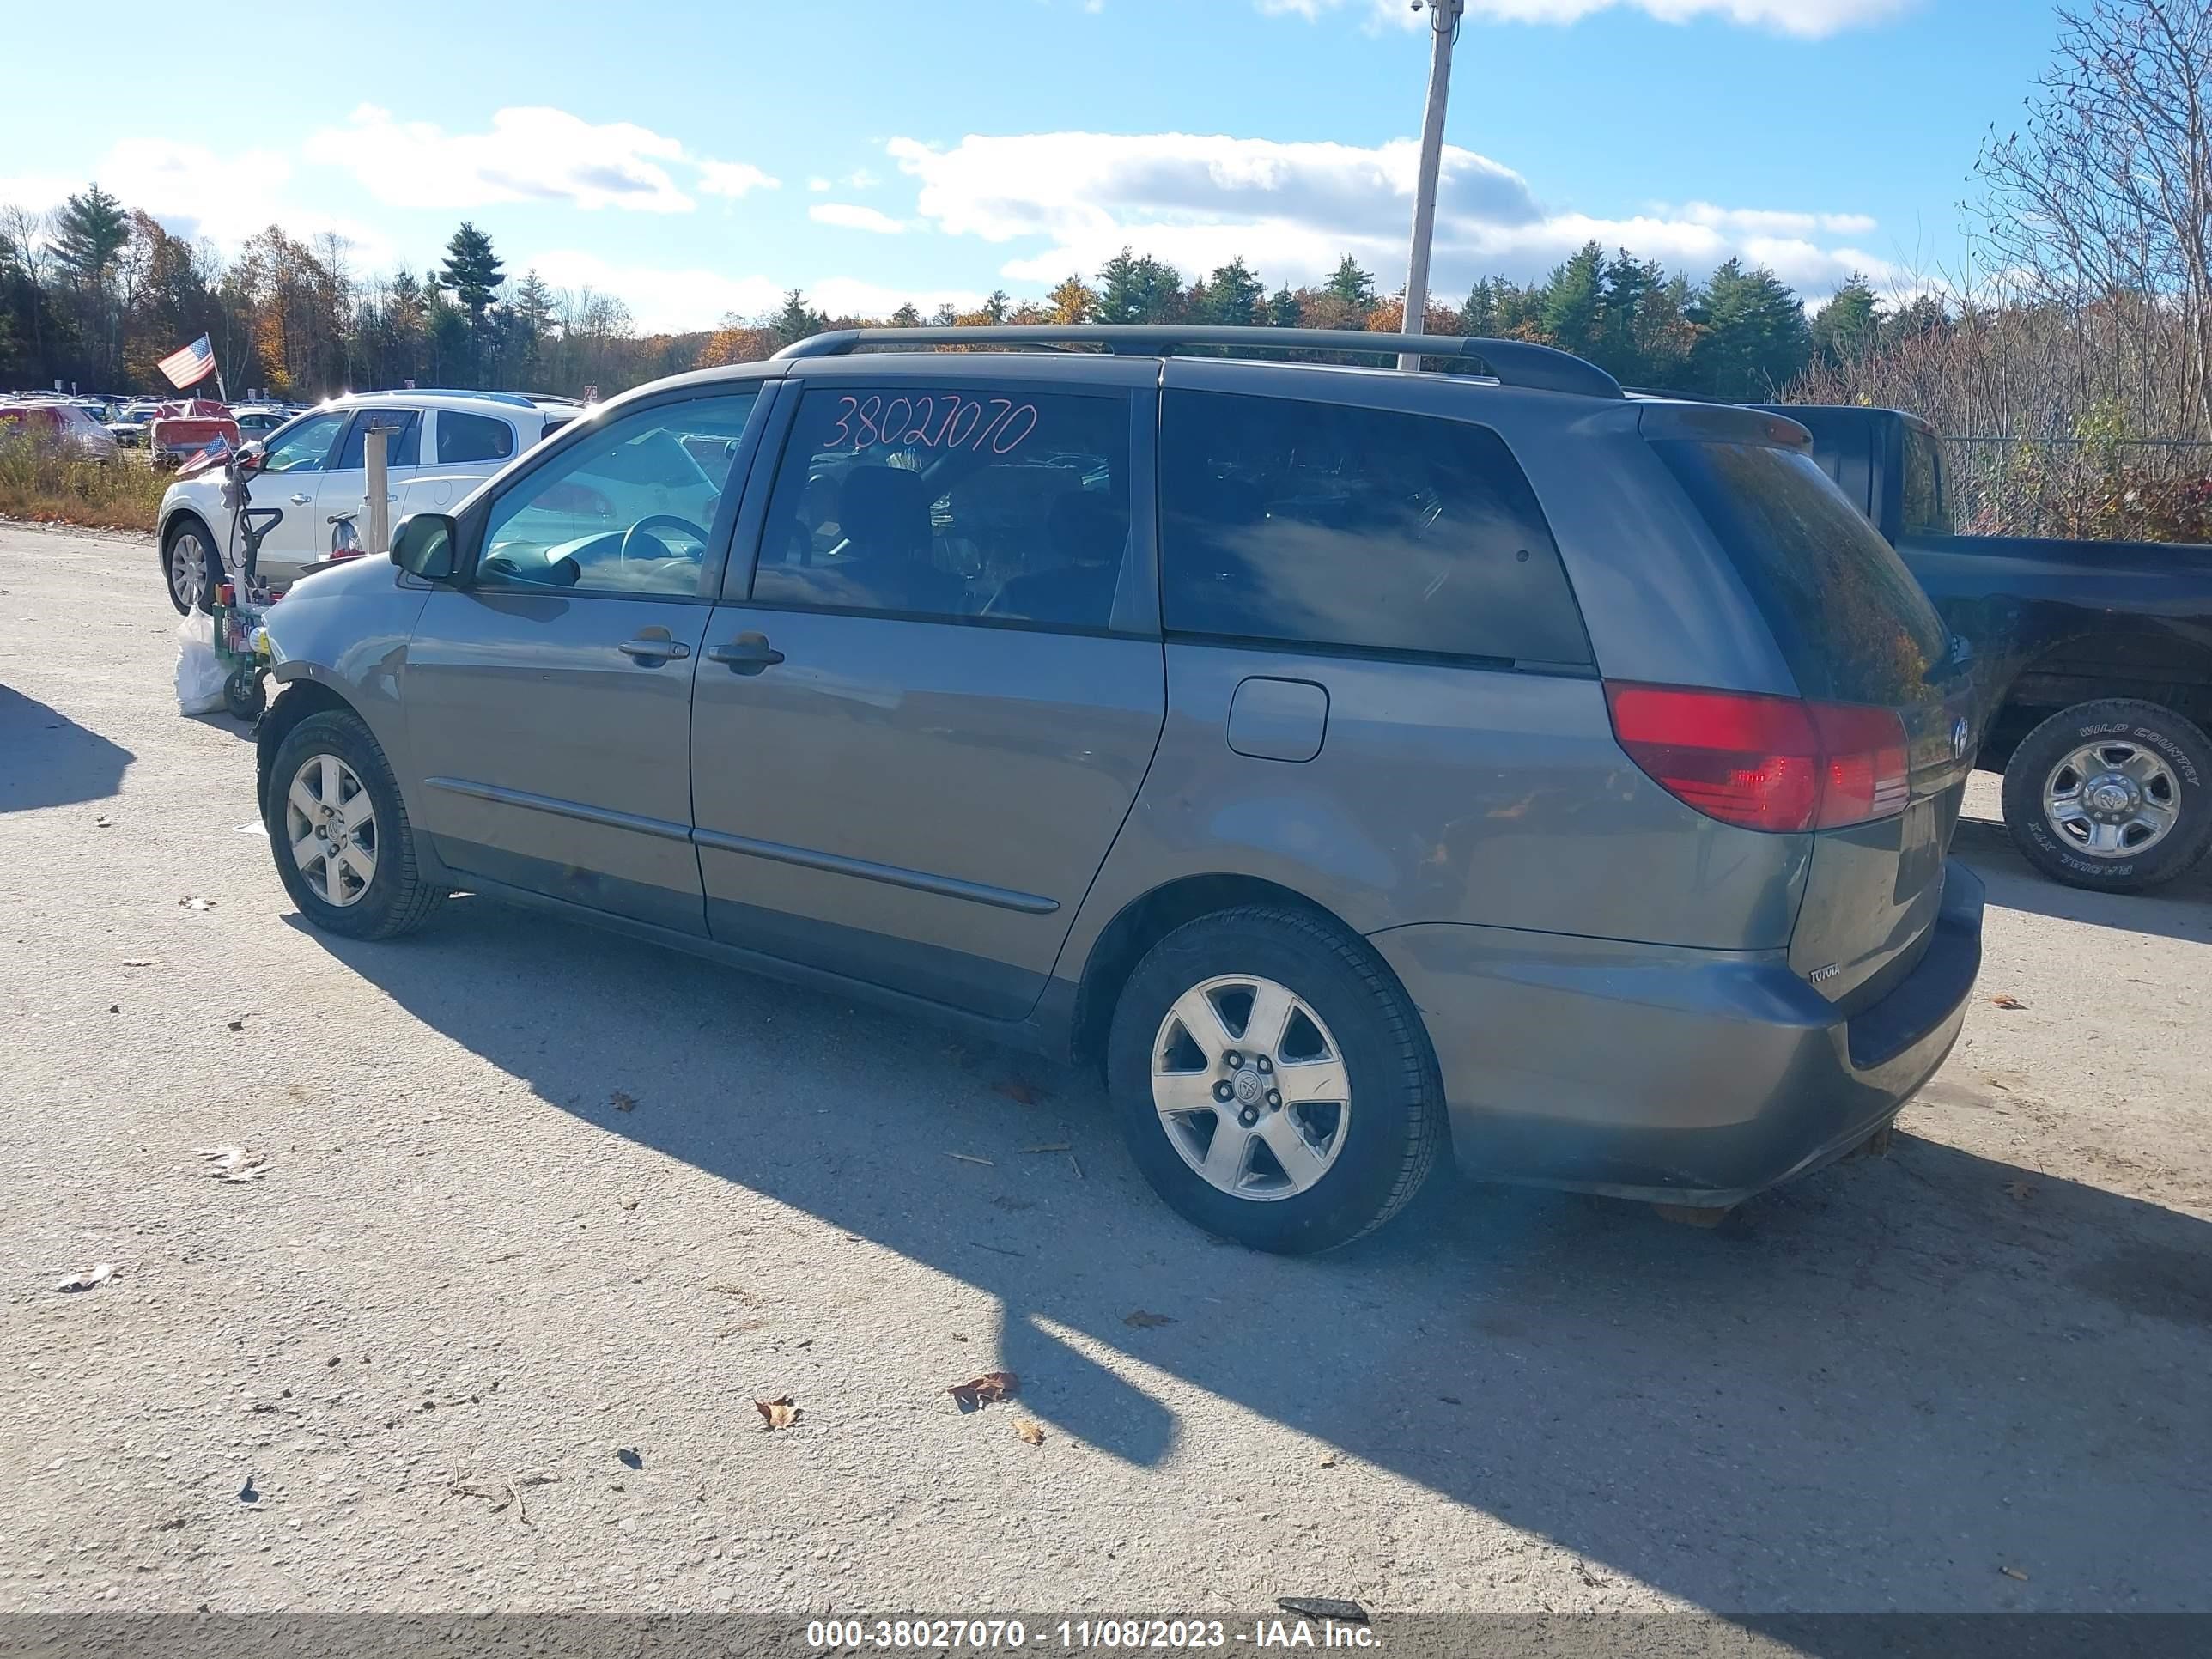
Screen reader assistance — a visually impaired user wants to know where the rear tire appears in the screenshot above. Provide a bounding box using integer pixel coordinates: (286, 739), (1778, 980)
(2001, 699), (2212, 892)
(1105, 905), (1445, 1254)
(265, 709), (443, 940)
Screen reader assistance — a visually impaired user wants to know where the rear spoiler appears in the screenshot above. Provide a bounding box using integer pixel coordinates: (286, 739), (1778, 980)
(1634, 401), (1812, 448)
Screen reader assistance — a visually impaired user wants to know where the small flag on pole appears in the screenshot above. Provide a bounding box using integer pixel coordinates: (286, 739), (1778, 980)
(156, 334), (217, 391)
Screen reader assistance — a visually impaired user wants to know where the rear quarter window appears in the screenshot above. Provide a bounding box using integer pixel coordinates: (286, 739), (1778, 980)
(1655, 440), (1948, 707)
(440, 410), (516, 465)
(1158, 390), (1590, 665)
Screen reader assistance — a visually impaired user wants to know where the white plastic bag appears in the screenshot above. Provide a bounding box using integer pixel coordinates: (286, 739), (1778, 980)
(173, 612), (226, 716)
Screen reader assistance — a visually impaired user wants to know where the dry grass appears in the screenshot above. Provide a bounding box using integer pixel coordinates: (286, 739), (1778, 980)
(0, 437), (167, 533)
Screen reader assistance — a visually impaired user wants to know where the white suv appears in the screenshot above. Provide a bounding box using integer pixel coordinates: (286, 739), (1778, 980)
(155, 389), (580, 613)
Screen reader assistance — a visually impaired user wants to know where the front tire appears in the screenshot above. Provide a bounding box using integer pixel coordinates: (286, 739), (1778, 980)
(1106, 906), (1445, 1254)
(265, 709), (444, 939)
(161, 518), (221, 616)
(2001, 699), (2212, 892)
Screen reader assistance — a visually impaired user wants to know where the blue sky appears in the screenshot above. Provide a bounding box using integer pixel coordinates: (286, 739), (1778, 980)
(4, 0), (2054, 331)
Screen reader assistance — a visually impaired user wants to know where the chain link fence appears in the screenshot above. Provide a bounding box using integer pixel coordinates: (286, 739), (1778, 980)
(1946, 435), (2212, 542)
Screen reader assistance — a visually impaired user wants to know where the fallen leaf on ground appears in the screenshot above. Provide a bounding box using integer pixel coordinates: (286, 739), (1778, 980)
(1277, 1598), (1367, 1625)
(1013, 1417), (1045, 1446)
(1318, 1452), (1338, 1468)
(945, 1152), (994, 1167)
(993, 1079), (1044, 1106)
(225, 1018), (244, 1032)
(56, 1262), (115, 1293)
(121, 958), (158, 968)
(1991, 994), (2028, 1010)
(2004, 1181), (2036, 1200)
(755, 1396), (800, 1431)
(196, 1146), (270, 1183)
(1123, 1310), (1176, 1329)
(2000, 1565), (2029, 1582)
(1022, 1142), (1072, 1154)
(951, 1332), (969, 1342)
(179, 896), (216, 912)
(950, 1370), (1019, 1412)
(610, 1091), (636, 1112)
(619, 1194), (640, 1211)
(94, 814), (112, 828)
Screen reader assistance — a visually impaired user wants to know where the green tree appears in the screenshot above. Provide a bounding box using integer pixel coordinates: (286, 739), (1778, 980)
(1095, 247), (1182, 323)
(1592, 248), (1659, 382)
(1811, 273), (1879, 368)
(52, 185), (129, 289)
(1267, 283), (1301, 327)
(1539, 242), (1606, 359)
(1322, 254), (1377, 311)
(1461, 278), (1498, 338)
(769, 288), (827, 348)
(1687, 258), (1811, 399)
(439, 222), (505, 325)
(981, 289), (1011, 323)
(1195, 257), (1264, 325)
(889, 301), (923, 327)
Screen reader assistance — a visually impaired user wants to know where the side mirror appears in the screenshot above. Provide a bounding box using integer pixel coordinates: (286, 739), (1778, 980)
(390, 512), (458, 580)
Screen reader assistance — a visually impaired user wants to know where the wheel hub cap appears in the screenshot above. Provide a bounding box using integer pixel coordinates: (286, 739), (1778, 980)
(2043, 739), (2180, 858)
(284, 754), (378, 907)
(1150, 974), (1351, 1202)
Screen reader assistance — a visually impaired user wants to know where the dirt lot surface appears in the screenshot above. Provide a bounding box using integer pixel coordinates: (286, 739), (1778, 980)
(3, 523), (2209, 1617)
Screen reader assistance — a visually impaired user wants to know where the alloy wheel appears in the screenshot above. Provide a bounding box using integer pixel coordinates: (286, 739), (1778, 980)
(284, 753), (379, 907)
(1150, 974), (1351, 1200)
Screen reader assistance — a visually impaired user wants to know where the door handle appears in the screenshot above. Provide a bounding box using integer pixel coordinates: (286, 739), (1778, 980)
(289, 492), (312, 506)
(617, 629), (692, 664)
(704, 632), (784, 674)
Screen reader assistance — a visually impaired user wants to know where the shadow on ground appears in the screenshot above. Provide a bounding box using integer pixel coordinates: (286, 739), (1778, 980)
(0, 684), (134, 812)
(1951, 813), (2212, 942)
(292, 893), (2212, 1620)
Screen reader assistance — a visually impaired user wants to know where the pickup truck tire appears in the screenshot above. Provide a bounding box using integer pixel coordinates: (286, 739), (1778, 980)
(2002, 700), (2212, 892)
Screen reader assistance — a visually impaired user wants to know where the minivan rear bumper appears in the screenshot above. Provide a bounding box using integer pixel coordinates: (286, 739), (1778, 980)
(1368, 860), (1985, 1206)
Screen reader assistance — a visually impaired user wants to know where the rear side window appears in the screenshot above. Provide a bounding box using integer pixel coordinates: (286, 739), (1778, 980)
(335, 409), (421, 469)
(440, 410), (516, 465)
(1158, 391), (1589, 665)
(1656, 441), (1948, 706)
(1900, 424), (1952, 536)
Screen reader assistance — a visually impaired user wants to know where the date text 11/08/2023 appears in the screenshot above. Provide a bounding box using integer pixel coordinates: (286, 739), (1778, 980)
(805, 1617), (1379, 1650)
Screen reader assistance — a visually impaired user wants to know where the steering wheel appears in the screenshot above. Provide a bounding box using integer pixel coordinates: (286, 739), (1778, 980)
(620, 514), (711, 567)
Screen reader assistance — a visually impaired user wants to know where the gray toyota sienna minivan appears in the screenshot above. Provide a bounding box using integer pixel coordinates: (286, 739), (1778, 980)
(255, 324), (1984, 1253)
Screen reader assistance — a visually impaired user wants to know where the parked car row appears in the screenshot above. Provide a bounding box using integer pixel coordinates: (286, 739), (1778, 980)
(250, 325), (1987, 1254)
(0, 398), (119, 463)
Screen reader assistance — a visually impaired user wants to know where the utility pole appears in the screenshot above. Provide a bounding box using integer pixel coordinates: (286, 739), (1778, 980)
(1400, 0), (1466, 371)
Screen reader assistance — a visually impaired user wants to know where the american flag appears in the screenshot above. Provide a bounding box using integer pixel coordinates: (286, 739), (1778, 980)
(156, 334), (216, 391)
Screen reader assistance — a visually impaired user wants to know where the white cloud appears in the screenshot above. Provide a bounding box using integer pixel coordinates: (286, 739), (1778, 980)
(0, 138), (393, 267)
(807, 176), (835, 192)
(847, 168), (882, 190)
(303, 105), (769, 214)
(696, 161), (779, 199)
(1261, 0), (1911, 38)
(810, 203), (908, 234)
(519, 250), (982, 333)
(887, 129), (1889, 299)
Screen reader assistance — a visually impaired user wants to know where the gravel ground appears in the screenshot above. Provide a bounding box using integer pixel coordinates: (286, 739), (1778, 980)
(3, 522), (2209, 1618)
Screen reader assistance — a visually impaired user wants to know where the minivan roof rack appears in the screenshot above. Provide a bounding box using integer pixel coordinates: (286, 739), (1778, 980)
(772, 325), (1624, 400)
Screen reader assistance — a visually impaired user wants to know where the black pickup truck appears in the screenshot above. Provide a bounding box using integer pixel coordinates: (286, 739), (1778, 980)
(1761, 405), (2212, 892)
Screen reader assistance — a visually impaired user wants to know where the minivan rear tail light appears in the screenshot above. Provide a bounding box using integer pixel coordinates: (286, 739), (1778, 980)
(1604, 683), (1909, 834)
